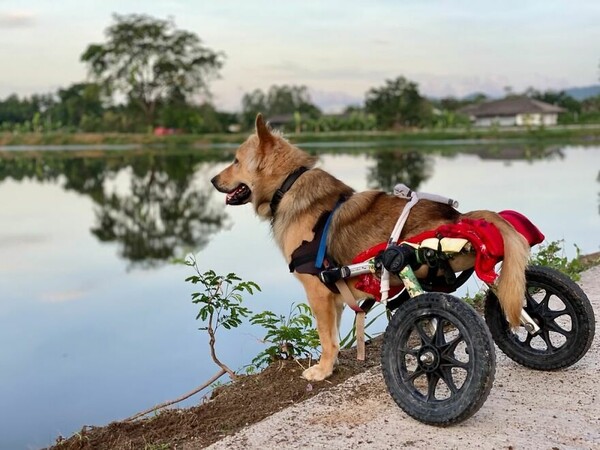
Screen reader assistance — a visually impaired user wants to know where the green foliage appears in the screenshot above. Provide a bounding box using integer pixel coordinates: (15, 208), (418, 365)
(463, 290), (486, 309)
(302, 109), (377, 133)
(143, 443), (170, 450)
(240, 85), (321, 130)
(81, 13), (224, 126)
(185, 258), (260, 332)
(365, 76), (433, 129)
(530, 240), (583, 281)
(250, 303), (320, 368)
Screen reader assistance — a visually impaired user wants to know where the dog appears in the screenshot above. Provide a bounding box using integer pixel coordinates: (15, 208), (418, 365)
(211, 114), (530, 381)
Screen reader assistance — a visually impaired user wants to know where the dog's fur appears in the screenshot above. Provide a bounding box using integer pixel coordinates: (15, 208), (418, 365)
(212, 114), (530, 381)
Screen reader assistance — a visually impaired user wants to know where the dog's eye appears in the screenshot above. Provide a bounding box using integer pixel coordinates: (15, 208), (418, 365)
(233, 158), (239, 165)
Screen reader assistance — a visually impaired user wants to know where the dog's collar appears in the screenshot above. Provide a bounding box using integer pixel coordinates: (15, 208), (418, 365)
(270, 166), (309, 217)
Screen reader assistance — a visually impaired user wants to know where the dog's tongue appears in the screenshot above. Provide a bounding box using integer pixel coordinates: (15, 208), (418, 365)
(225, 191), (235, 205)
(225, 184), (248, 205)
(225, 190), (237, 204)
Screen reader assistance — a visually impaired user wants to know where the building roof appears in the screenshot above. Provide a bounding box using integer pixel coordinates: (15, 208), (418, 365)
(460, 97), (566, 118)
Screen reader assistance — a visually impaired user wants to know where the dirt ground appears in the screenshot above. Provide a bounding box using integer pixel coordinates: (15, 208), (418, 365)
(48, 339), (384, 450)
(50, 261), (600, 450)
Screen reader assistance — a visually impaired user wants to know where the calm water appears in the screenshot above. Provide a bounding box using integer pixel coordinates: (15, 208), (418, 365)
(1, 142), (599, 449)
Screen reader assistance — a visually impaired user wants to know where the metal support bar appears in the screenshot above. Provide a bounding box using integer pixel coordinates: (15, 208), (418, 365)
(520, 309), (541, 334)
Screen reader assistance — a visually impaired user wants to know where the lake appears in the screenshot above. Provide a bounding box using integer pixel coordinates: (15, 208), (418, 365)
(1, 141), (599, 449)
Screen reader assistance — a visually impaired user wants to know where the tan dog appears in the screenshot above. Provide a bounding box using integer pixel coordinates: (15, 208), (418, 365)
(212, 114), (530, 381)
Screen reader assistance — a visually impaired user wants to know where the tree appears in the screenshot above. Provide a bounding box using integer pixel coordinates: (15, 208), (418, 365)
(240, 85), (321, 129)
(365, 76), (432, 129)
(81, 14), (224, 127)
(528, 89), (581, 114)
(55, 82), (104, 129)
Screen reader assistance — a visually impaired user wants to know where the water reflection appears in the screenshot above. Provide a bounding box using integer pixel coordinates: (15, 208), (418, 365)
(0, 151), (229, 267)
(1, 143), (599, 450)
(473, 144), (565, 162)
(0, 142), (596, 273)
(367, 150), (433, 191)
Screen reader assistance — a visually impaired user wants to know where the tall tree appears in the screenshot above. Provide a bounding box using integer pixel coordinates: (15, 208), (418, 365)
(240, 89), (268, 129)
(81, 14), (224, 127)
(240, 85), (321, 129)
(365, 76), (431, 129)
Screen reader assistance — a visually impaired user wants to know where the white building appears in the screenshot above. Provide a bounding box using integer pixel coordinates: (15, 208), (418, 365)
(460, 97), (565, 127)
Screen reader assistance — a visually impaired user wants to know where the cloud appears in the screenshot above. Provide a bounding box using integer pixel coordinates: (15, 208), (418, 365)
(0, 233), (47, 243)
(0, 10), (36, 28)
(40, 289), (87, 303)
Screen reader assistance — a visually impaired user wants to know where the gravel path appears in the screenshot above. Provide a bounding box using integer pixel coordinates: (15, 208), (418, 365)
(207, 266), (600, 450)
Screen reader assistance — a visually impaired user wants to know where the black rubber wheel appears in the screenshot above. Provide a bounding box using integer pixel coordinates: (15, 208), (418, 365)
(485, 265), (595, 370)
(381, 292), (496, 426)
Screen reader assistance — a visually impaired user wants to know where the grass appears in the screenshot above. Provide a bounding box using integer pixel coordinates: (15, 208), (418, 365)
(1, 124), (600, 147)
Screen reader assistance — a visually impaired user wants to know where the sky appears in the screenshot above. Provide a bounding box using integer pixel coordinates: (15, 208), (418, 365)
(0, 0), (598, 112)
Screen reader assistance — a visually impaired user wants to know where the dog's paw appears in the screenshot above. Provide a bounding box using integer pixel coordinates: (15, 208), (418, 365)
(302, 364), (332, 381)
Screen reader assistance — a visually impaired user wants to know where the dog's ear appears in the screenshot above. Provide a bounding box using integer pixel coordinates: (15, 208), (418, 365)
(255, 113), (274, 147)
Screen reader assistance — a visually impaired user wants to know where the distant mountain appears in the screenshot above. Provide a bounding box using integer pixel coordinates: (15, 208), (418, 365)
(565, 85), (600, 100)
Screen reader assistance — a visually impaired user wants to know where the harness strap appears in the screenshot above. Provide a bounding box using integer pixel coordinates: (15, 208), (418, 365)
(379, 183), (459, 303)
(270, 167), (309, 217)
(334, 280), (366, 361)
(315, 199), (344, 269)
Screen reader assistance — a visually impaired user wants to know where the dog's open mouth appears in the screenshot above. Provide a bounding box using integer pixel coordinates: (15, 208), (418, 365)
(226, 183), (251, 205)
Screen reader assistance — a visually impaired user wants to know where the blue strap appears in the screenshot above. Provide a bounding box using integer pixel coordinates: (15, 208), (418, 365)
(315, 200), (343, 269)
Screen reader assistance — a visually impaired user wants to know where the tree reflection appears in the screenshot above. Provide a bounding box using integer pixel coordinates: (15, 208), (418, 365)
(367, 149), (433, 192)
(91, 155), (227, 268)
(0, 151), (228, 268)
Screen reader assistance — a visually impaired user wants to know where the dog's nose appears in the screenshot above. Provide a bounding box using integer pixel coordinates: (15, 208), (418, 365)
(210, 175), (219, 188)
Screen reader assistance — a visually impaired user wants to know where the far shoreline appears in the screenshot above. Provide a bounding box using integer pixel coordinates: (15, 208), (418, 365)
(2, 123), (600, 148)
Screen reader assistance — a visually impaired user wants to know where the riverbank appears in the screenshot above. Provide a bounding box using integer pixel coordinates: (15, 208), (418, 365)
(49, 253), (600, 450)
(3, 124), (600, 147)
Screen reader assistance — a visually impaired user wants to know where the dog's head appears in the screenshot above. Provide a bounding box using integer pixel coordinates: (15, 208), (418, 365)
(211, 114), (316, 218)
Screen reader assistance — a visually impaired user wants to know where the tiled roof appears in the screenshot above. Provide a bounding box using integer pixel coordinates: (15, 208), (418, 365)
(460, 97), (566, 117)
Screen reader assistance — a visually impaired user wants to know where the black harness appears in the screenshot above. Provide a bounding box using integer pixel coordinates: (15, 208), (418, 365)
(269, 167), (345, 293)
(269, 166), (309, 217)
(288, 196), (347, 293)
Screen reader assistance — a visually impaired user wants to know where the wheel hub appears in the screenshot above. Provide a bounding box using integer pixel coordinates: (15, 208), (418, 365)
(417, 345), (440, 372)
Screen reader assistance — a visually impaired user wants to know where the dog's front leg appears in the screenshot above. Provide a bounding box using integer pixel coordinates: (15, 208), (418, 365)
(296, 274), (340, 381)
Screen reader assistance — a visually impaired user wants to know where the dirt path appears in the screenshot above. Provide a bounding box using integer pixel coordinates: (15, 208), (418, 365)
(207, 266), (600, 450)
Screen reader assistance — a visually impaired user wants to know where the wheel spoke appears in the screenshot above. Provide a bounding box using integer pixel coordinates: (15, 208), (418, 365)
(434, 318), (447, 346)
(439, 367), (459, 394)
(426, 372), (440, 401)
(398, 346), (419, 356)
(544, 308), (568, 320)
(441, 355), (469, 370)
(540, 328), (557, 350)
(441, 333), (463, 355)
(524, 289), (539, 310)
(536, 291), (552, 313)
(406, 366), (425, 383)
(523, 330), (535, 347)
(545, 320), (573, 338)
(414, 320), (432, 345)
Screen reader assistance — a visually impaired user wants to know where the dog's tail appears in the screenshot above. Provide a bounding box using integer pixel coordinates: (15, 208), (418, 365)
(462, 210), (530, 327)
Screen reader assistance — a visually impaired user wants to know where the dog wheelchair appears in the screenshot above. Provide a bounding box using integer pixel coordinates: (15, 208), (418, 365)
(318, 186), (596, 426)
